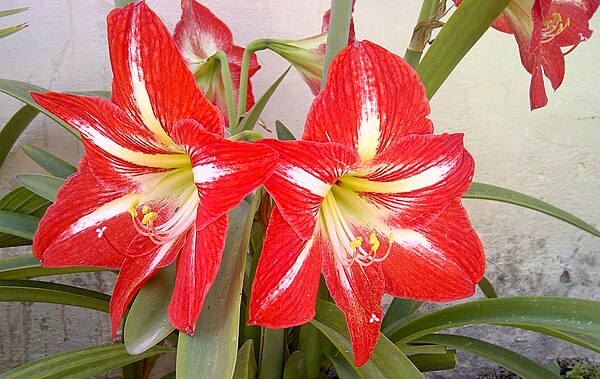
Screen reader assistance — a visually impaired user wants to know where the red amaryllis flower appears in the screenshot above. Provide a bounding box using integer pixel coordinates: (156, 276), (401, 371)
(31, 2), (276, 337)
(266, 1), (357, 95)
(457, 0), (599, 109)
(248, 41), (485, 366)
(174, 0), (260, 123)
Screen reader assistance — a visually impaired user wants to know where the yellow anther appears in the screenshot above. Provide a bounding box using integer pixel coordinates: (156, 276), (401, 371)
(127, 199), (140, 218)
(388, 233), (394, 244)
(369, 233), (380, 252)
(142, 212), (158, 225)
(142, 205), (151, 215)
(350, 237), (363, 248)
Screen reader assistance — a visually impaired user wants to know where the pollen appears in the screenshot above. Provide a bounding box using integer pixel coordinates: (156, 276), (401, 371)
(127, 199), (140, 218)
(350, 237), (363, 248)
(141, 205), (151, 215)
(388, 233), (394, 244)
(369, 233), (380, 252)
(142, 211), (158, 225)
(542, 12), (570, 43)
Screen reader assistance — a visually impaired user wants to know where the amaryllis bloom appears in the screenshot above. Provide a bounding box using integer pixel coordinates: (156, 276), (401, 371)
(31, 2), (276, 336)
(266, 1), (356, 95)
(248, 41), (485, 366)
(174, 0), (260, 122)
(462, 0), (599, 109)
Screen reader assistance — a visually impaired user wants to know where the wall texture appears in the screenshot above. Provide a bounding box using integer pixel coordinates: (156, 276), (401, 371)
(0, 0), (599, 377)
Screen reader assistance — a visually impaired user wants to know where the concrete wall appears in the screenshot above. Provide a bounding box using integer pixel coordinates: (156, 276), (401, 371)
(0, 0), (598, 377)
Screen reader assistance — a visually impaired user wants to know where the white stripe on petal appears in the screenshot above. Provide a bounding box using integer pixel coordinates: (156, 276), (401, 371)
(129, 11), (174, 146)
(263, 238), (314, 304)
(356, 59), (381, 163)
(284, 165), (331, 198)
(192, 163), (230, 183)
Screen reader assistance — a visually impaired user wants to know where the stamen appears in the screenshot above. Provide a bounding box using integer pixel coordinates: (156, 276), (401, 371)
(127, 199), (140, 218)
(541, 13), (570, 44)
(369, 233), (380, 252)
(141, 205), (151, 215)
(350, 237), (363, 248)
(142, 211), (158, 225)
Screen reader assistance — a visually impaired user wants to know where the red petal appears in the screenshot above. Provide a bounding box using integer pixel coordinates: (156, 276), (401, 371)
(322, 230), (384, 367)
(248, 208), (321, 327)
(547, 1), (594, 46)
(492, 13), (514, 34)
(382, 201), (485, 301)
(110, 236), (183, 337)
(168, 214), (228, 334)
(259, 139), (359, 240)
(33, 161), (127, 268)
(530, 65), (549, 110)
(171, 119), (278, 229)
(354, 133), (475, 229)
(108, 2), (224, 139)
(31, 92), (176, 192)
(304, 41), (433, 161)
(174, 0), (233, 62)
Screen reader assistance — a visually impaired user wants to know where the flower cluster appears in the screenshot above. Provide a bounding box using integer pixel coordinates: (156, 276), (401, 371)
(32, 1), (485, 367)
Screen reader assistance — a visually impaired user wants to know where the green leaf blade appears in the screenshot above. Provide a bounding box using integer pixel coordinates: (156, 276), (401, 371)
(464, 182), (600, 237)
(0, 105), (39, 168)
(21, 144), (76, 179)
(15, 174), (64, 202)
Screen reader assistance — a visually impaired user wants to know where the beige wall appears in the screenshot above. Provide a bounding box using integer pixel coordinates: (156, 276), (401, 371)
(1, 0), (598, 376)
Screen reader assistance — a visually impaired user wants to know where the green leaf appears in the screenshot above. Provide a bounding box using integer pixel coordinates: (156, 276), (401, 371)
(326, 353), (361, 379)
(283, 351), (307, 379)
(382, 299), (423, 330)
(386, 297), (600, 345)
(0, 210), (39, 240)
(16, 174), (64, 202)
(0, 254), (109, 280)
(0, 279), (110, 312)
(0, 343), (172, 379)
(238, 67), (291, 132)
(125, 263), (176, 355)
(0, 187), (50, 246)
(311, 300), (425, 378)
(464, 182), (600, 238)
(275, 120), (296, 141)
(416, 0), (511, 99)
(298, 323), (324, 379)
(258, 328), (284, 379)
(0, 7), (27, 18)
(0, 23), (27, 39)
(508, 325), (600, 354)
(415, 334), (561, 379)
(22, 144), (76, 179)
(0, 79), (78, 137)
(0, 105), (39, 168)
(176, 202), (251, 379)
(478, 276), (498, 298)
(114, 0), (137, 8)
(233, 340), (258, 379)
(321, 0), (354, 87)
(407, 350), (457, 372)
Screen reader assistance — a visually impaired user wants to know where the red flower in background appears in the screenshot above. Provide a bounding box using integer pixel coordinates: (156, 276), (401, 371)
(457, 0), (599, 109)
(248, 41), (485, 366)
(32, 2), (276, 336)
(174, 0), (260, 123)
(266, 0), (357, 95)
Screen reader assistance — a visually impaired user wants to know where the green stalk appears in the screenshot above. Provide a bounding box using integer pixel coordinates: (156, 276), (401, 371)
(321, 0), (353, 88)
(236, 39), (269, 124)
(404, 0), (440, 69)
(213, 50), (237, 131)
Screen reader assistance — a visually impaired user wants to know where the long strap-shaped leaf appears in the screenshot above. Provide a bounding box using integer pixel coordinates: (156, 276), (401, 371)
(415, 334), (561, 379)
(417, 0), (511, 99)
(0, 105), (39, 168)
(465, 182), (600, 237)
(176, 201), (252, 379)
(385, 297), (600, 345)
(311, 300), (425, 378)
(0, 343), (172, 379)
(21, 144), (76, 179)
(16, 174), (64, 202)
(0, 79), (78, 137)
(0, 255), (110, 280)
(0, 187), (50, 246)
(0, 279), (110, 313)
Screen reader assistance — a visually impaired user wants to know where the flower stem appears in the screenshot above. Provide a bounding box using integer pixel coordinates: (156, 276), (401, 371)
(213, 50), (237, 130)
(404, 0), (441, 69)
(236, 39), (268, 123)
(321, 0), (353, 89)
